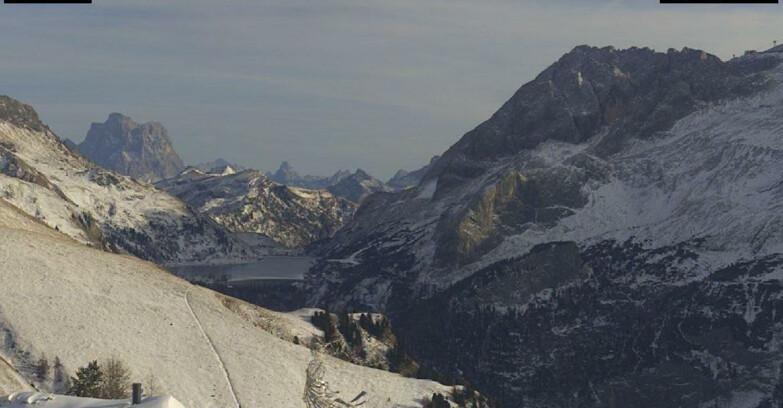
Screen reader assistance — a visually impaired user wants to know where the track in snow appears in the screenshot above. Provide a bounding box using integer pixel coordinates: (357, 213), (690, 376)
(0, 354), (35, 394)
(184, 287), (241, 408)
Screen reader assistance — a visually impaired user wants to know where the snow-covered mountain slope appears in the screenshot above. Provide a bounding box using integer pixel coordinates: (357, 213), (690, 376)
(156, 168), (356, 248)
(0, 198), (448, 408)
(0, 393), (184, 408)
(0, 96), (258, 265)
(307, 46), (783, 407)
(77, 113), (185, 182)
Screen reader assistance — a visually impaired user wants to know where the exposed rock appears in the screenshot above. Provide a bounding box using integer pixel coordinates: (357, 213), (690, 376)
(157, 168), (356, 248)
(306, 45), (783, 407)
(77, 113), (185, 182)
(0, 99), (258, 265)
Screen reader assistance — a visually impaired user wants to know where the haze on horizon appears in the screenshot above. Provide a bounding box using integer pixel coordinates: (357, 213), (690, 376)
(1, 0), (780, 179)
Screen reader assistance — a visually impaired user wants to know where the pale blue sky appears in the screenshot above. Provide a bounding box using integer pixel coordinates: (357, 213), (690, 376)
(1, 0), (781, 179)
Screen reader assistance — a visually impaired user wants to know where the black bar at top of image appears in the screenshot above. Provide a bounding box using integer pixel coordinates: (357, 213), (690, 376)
(661, 0), (777, 3)
(5, 0), (91, 3)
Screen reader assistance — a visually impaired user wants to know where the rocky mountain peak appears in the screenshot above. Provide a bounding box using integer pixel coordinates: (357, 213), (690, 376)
(353, 168), (371, 180)
(425, 44), (771, 187)
(0, 96), (48, 133)
(77, 113), (185, 182)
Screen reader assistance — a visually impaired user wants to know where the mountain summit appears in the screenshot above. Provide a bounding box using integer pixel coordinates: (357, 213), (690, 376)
(77, 113), (185, 182)
(307, 45), (783, 407)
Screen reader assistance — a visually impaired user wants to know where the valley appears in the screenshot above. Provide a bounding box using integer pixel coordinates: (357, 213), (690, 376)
(4, 26), (783, 408)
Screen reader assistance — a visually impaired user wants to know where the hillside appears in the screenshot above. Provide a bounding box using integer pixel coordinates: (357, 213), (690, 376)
(156, 168), (356, 248)
(0, 96), (256, 265)
(0, 198), (448, 408)
(0, 393), (185, 408)
(307, 45), (783, 407)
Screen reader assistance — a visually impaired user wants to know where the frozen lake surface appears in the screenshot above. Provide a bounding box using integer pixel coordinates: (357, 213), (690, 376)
(169, 256), (315, 281)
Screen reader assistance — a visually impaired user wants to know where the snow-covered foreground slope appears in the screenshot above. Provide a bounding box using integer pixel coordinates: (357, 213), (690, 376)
(0, 393), (184, 408)
(0, 199), (447, 407)
(0, 96), (258, 265)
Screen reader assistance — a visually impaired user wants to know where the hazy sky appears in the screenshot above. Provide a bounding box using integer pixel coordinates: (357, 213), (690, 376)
(1, 0), (781, 179)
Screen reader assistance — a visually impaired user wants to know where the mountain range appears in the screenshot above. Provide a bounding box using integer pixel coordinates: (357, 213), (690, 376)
(306, 45), (783, 407)
(156, 167), (355, 248)
(0, 97), (255, 265)
(8, 42), (783, 408)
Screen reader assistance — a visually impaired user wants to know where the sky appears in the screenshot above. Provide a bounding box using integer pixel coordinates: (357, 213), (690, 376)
(0, 0), (781, 180)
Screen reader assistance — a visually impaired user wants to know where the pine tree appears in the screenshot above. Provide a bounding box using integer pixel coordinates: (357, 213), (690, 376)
(35, 354), (49, 380)
(53, 356), (65, 384)
(425, 393), (450, 408)
(68, 361), (103, 398)
(100, 357), (131, 399)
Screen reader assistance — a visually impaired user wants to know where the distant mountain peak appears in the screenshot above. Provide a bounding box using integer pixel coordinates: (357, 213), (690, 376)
(77, 113), (185, 182)
(387, 155), (440, 190)
(194, 158), (246, 173)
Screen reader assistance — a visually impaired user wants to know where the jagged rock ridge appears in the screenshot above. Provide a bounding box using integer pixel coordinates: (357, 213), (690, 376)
(267, 161), (351, 190)
(156, 168), (356, 248)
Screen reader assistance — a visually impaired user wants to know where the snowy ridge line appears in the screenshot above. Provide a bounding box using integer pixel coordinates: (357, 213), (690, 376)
(184, 287), (241, 408)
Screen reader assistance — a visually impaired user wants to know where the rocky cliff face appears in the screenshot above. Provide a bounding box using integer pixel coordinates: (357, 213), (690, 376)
(156, 168), (356, 248)
(306, 45), (783, 407)
(77, 113), (185, 182)
(0, 97), (258, 265)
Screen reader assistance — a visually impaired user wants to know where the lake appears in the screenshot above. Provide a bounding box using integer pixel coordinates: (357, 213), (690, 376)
(168, 256), (315, 281)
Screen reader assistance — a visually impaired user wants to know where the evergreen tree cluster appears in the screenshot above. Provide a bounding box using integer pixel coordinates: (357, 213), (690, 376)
(34, 354), (67, 391)
(67, 357), (132, 399)
(357, 313), (392, 341)
(421, 387), (504, 408)
(337, 310), (363, 350)
(452, 385), (505, 408)
(311, 309), (339, 344)
(424, 393), (450, 408)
